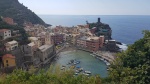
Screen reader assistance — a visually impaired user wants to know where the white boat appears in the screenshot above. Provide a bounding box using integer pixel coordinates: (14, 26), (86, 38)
(101, 58), (104, 61)
(75, 73), (78, 75)
(74, 62), (77, 65)
(90, 54), (95, 57)
(76, 70), (79, 73)
(79, 68), (83, 71)
(106, 62), (110, 66)
(61, 67), (65, 70)
(85, 71), (91, 74)
(84, 73), (90, 76)
(104, 60), (110, 66)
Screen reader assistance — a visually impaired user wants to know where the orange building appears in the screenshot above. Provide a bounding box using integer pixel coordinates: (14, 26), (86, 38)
(2, 54), (16, 68)
(86, 37), (100, 52)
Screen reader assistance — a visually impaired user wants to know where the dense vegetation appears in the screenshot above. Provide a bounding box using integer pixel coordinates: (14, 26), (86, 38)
(0, 17), (29, 43)
(0, 66), (102, 84)
(108, 30), (150, 84)
(0, 31), (149, 84)
(0, 17), (30, 56)
(0, 0), (45, 26)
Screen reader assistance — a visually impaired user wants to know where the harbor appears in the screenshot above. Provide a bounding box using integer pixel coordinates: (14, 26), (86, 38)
(52, 50), (108, 78)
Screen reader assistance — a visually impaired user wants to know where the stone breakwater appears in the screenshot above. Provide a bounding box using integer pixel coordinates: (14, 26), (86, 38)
(93, 51), (116, 62)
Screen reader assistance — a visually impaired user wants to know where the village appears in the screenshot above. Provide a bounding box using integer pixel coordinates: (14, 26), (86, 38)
(0, 17), (121, 73)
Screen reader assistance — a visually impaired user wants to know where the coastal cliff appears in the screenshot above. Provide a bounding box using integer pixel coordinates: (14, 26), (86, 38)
(87, 18), (112, 40)
(0, 0), (45, 26)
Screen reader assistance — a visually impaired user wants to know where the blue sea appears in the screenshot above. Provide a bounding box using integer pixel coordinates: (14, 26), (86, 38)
(39, 15), (150, 44)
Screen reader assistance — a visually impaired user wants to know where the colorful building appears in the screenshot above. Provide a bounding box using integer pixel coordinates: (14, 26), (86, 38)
(2, 54), (16, 68)
(5, 40), (18, 51)
(50, 33), (64, 45)
(21, 42), (37, 66)
(35, 45), (55, 63)
(77, 35), (105, 52)
(38, 32), (52, 45)
(28, 37), (41, 47)
(86, 37), (100, 51)
(99, 36), (105, 48)
(77, 36), (87, 48)
(0, 29), (11, 40)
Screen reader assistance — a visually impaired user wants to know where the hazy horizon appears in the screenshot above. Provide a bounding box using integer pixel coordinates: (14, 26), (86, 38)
(18, 0), (150, 15)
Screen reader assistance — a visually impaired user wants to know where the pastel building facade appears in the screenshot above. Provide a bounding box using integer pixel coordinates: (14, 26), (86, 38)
(5, 40), (18, 51)
(2, 54), (16, 68)
(0, 29), (11, 40)
(38, 32), (52, 45)
(35, 45), (55, 63)
(77, 36), (105, 51)
(86, 37), (100, 51)
(77, 36), (87, 48)
(21, 42), (37, 65)
(50, 33), (64, 45)
(28, 37), (41, 48)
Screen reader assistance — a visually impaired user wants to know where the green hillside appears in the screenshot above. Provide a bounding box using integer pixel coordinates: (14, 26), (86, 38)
(0, 0), (45, 26)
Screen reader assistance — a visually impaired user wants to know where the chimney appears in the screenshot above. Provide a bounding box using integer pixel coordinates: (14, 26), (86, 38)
(98, 18), (100, 23)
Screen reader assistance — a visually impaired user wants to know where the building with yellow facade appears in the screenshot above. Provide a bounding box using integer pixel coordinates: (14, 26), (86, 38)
(2, 54), (16, 68)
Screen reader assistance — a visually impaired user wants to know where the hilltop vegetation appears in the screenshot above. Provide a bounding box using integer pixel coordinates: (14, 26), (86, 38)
(0, 31), (150, 84)
(108, 30), (150, 84)
(0, 0), (45, 26)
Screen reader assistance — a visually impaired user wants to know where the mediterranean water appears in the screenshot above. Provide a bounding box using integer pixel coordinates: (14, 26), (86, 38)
(39, 15), (150, 44)
(39, 15), (150, 77)
(52, 50), (108, 78)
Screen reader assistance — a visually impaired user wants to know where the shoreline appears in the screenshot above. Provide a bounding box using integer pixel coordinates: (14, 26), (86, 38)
(56, 46), (116, 63)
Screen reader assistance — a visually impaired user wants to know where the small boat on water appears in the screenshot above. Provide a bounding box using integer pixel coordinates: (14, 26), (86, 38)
(79, 68), (83, 71)
(74, 73), (78, 75)
(83, 73), (90, 76)
(90, 54), (95, 57)
(74, 62), (77, 65)
(106, 62), (110, 66)
(107, 67), (109, 71)
(75, 70), (80, 73)
(62, 65), (66, 67)
(100, 58), (104, 61)
(73, 60), (80, 65)
(61, 67), (65, 70)
(104, 60), (110, 66)
(84, 71), (91, 74)
(76, 68), (83, 73)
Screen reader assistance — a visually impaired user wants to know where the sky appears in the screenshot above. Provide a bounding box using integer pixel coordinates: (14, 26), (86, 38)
(18, 0), (150, 15)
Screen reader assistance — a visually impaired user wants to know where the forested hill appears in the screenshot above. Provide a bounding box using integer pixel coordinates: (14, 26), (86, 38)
(0, 0), (46, 26)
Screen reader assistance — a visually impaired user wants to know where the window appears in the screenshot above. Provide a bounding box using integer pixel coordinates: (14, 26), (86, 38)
(6, 60), (8, 63)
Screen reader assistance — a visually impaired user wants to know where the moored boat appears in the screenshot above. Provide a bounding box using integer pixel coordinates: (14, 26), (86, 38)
(84, 71), (91, 74)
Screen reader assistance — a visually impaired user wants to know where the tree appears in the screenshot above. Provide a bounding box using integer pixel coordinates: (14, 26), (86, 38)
(108, 30), (150, 84)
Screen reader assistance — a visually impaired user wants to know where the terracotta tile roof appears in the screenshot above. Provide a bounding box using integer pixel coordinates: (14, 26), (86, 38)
(2, 54), (15, 59)
(0, 29), (9, 33)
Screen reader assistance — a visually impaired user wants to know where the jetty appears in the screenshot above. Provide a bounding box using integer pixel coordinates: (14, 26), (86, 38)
(93, 51), (116, 62)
